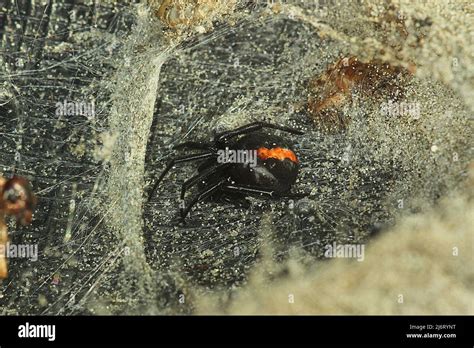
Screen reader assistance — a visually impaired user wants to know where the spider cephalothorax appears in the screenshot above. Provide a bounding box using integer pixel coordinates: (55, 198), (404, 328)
(149, 121), (304, 221)
(0, 176), (37, 279)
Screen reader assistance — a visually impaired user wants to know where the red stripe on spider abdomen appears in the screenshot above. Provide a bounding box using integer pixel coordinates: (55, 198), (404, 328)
(257, 147), (298, 163)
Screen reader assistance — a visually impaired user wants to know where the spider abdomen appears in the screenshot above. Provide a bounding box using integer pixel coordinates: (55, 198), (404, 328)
(229, 133), (300, 194)
(230, 157), (299, 194)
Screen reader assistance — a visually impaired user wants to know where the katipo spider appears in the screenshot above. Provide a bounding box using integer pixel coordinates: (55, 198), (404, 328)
(148, 121), (304, 221)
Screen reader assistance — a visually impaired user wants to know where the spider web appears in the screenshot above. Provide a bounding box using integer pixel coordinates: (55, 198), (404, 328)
(0, 0), (472, 314)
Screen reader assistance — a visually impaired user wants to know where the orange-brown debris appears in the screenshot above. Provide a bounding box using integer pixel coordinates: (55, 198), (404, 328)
(307, 56), (414, 132)
(0, 176), (37, 279)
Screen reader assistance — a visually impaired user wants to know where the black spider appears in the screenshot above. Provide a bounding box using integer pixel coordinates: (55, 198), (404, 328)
(149, 121), (304, 221)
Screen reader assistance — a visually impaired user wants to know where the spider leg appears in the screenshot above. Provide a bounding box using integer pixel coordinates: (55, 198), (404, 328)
(180, 162), (230, 201)
(222, 185), (308, 200)
(214, 121), (304, 143)
(173, 141), (214, 151)
(221, 184), (276, 197)
(148, 152), (216, 201)
(180, 178), (228, 221)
